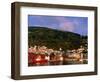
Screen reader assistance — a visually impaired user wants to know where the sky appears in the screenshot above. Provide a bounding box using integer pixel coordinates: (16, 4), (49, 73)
(28, 15), (88, 36)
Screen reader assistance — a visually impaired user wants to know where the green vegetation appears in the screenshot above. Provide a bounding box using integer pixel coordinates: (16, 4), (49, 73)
(28, 26), (87, 51)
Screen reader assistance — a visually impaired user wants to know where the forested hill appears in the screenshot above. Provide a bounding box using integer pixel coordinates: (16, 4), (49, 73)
(28, 26), (87, 50)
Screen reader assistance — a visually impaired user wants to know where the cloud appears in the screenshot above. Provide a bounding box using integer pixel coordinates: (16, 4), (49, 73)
(55, 17), (75, 32)
(59, 21), (75, 32)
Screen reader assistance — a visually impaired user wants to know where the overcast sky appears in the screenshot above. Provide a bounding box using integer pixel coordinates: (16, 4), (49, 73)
(28, 15), (88, 36)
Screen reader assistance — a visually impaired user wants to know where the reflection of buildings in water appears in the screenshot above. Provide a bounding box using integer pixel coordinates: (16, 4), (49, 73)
(49, 52), (63, 62)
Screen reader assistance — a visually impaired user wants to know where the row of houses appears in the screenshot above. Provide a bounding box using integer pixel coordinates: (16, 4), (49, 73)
(28, 45), (87, 65)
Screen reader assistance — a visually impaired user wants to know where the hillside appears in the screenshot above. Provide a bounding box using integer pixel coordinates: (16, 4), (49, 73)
(28, 26), (87, 50)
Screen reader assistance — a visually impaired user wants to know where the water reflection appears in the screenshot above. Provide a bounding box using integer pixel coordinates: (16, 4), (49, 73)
(28, 60), (88, 66)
